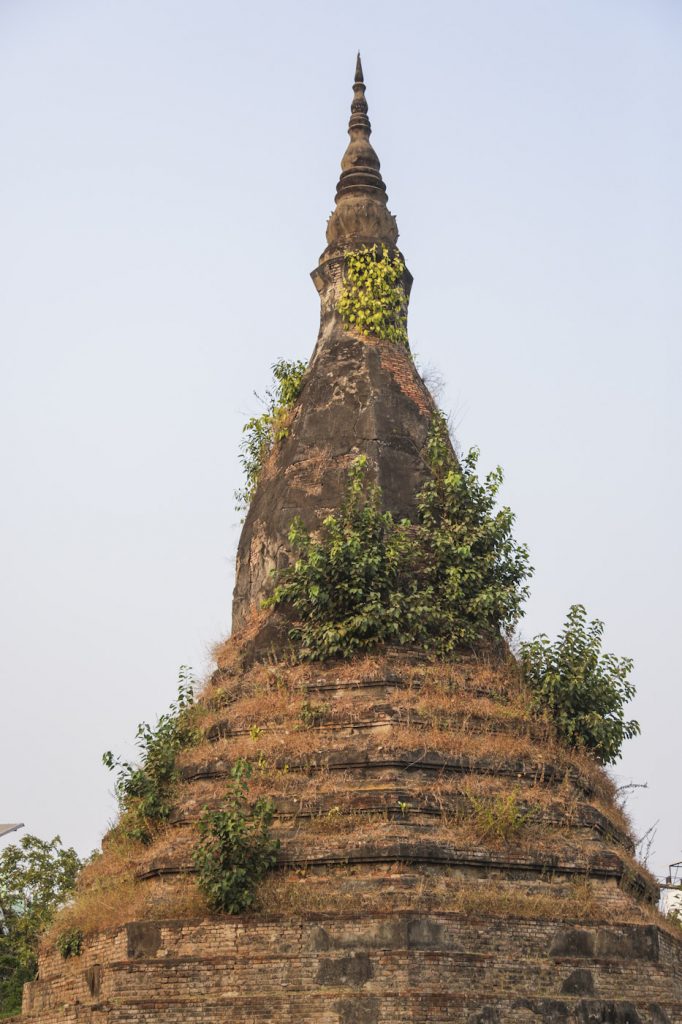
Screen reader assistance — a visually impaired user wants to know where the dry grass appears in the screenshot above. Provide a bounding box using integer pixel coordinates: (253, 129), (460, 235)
(44, 828), (210, 943)
(46, 850), (675, 950)
(72, 647), (651, 940)
(650, 905), (682, 941)
(274, 809), (607, 859)
(199, 687), (537, 743)
(47, 814), (652, 941)
(44, 860), (675, 949)
(210, 629), (519, 694)
(253, 867), (633, 924)
(169, 765), (634, 856)
(189, 651), (617, 798)
(45, 876), (208, 945)
(179, 719), (611, 811)
(43, 838), (148, 943)
(126, 805), (629, 877)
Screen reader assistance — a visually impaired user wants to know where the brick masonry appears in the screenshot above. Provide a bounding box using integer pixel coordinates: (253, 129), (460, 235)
(20, 653), (682, 1022)
(23, 913), (682, 1023)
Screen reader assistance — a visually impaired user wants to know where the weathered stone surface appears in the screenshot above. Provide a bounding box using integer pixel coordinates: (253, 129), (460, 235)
(334, 996), (380, 1024)
(649, 1007), (673, 1024)
(83, 964), (102, 998)
(326, 53), (398, 255)
(596, 926), (659, 961)
(126, 922), (161, 959)
(231, 330), (439, 633)
(468, 1011), (501, 1024)
(511, 999), (571, 1023)
(561, 970), (595, 995)
(550, 929), (597, 959)
(574, 1002), (641, 1024)
(316, 951), (373, 986)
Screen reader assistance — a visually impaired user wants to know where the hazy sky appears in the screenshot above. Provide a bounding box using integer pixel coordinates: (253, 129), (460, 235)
(1, 0), (680, 880)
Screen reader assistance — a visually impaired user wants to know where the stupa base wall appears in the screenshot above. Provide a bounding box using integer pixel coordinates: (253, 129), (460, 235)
(24, 913), (682, 1023)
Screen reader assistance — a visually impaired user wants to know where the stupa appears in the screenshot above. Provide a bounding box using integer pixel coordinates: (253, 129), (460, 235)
(20, 58), (682, 1024)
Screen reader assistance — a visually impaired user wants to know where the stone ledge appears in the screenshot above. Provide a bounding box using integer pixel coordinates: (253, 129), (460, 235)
(180, 750), (596, 796)
(33, 915), (682, 973)
(169, 791), (632, 852)
(205, 672), (517, 707)
(135, 841), (656, 900)
(204, 711), (538, 743)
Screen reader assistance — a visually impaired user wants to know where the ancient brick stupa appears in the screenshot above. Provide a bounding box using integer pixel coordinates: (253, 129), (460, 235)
(22, 58), (682, 1023)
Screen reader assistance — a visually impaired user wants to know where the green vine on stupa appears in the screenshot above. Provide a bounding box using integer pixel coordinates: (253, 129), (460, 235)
(337, 244), (408, 346)
(235, 358), (307, 512)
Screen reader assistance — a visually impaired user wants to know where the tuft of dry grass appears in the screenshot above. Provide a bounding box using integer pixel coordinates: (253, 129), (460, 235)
(43, 838), (146, 943)
(44, 833), (210, 944)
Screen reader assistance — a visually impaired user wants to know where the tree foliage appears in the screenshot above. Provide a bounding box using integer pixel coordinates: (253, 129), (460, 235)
(412, 413), (532, 649)
(337, 244), (408, 346)
(235, 358), (307, 511)
(520, 604), (640, 764)
(193, 759), (279, 914)
(0, 835), (81, 1017)
(268, 413), (532, 660)
(103, 667), (198, 843)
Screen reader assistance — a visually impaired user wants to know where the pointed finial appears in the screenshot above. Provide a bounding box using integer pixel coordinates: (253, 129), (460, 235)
(324, 55), (399, 251)
(335, 53), (386, 202)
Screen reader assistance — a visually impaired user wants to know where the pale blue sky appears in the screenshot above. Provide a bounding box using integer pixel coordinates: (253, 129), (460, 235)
(1, 1), (680, 878)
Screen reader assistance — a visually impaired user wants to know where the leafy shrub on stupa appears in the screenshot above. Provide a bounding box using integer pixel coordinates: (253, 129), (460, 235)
(193, 758), (280, 914)
(102, 667), (200, 843)
(235, 358), (307, 512)
(520, 604), (640, 764)
(55, 927), (83, 960)
(268, 412), (532, 660)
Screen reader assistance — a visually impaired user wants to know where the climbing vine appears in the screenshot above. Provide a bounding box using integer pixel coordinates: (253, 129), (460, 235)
(235, 358), (307, 512)
(337, 244), (408, 346)
(267, 412), (532, 660)
(193, 758), (280, 914)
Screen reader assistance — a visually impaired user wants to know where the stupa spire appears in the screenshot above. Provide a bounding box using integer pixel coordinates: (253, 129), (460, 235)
(325, 54), (398, 252)
(334, 52), (387, 202)
(232, 55), (427, 635)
